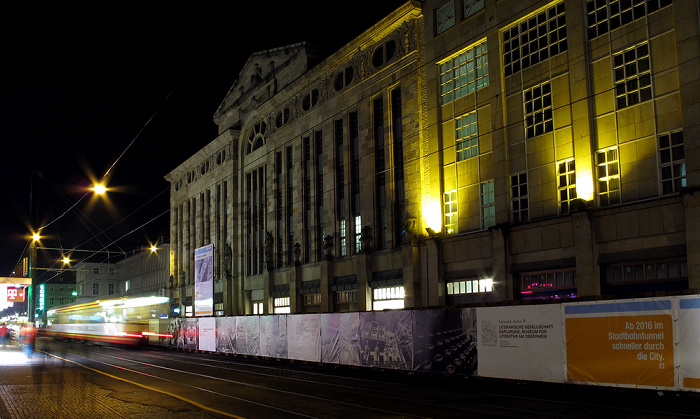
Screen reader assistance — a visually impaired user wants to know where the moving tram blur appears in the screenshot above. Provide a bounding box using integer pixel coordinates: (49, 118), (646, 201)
(45, 296), (172, 345)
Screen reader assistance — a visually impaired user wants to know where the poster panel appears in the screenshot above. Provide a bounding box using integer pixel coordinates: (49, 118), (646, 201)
(236, 316), (260, 356)
(413, 308), (477, 375)
(321, 312), (361, 365)
(476, 304), (564, 382)
(359, 310), (413, 370)
(198, 317), (216, 352)
(194, 244), (214, 316)
(182, 317), (199, 350)
(260, 315), (287, 358)
(288, 314), (321, 362)
(168, 318), (183, 349)
(564, 299), (674, 388)
(216, 317), (236, 354)
(678, 296), (700, 391)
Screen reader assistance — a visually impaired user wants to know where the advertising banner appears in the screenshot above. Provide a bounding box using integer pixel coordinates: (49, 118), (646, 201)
(359, 311), (413, 370)
(216, 317), (236, 353)
(678, 297), (700, 391)
(236, 316), (260, 356)
(260, 315), (288, 359)
(321, 312), (361, 365)
(413, 308), (477, 375)
(182, 317), (199, 350)
(198, 317), (216, 352)
(564, 299), (674, 388)
(477, 304), (564, 382)
(288, 314), (321, 362)
(194, 244), (214, 316)
(7, 287), (25, 303)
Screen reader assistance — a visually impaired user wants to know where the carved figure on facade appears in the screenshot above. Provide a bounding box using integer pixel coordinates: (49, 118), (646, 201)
(224, 243), (233, 279)
(360, 226), (374, 254)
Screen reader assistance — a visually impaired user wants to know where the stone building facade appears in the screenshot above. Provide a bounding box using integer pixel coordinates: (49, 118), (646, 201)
(166, 0), (700, 316)
(75, 244), (170, 301)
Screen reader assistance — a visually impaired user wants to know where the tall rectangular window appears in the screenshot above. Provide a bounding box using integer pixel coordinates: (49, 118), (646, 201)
(439, 40), (489, 105)
(511, 172), (529, 223)
(315, 130), (325, 260)
(276, 151), (284, 267)
(339, 219), (347, 257)
(303, 136), (312, 263)
(557, 158), (577, 214)
(659, 131), (686, 195)
(444, 190), (458, 235)
(614, 42), (651, 109)
(480, 181), (495, 229)
(503, 2), (567, 76)
(335, 119), (347, 257)
(391, 87), (406, 246)
(597, 147), (620, 206)
(456, 111), (478, 161)
(286, 146), (294, 265)
(374, 97), (387, 250)
(108, 283), (115, 295)
(524, 81), (553, 139)
(246, 166), (266, 275)
(350, 111), (362, 254)
(92, 282), (99, 295)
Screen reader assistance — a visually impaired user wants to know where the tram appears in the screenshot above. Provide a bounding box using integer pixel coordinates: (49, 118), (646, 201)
(45, 296), (172, 345)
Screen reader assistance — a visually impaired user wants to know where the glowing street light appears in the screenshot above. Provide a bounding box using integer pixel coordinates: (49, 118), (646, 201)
(93, 184), (107, 194)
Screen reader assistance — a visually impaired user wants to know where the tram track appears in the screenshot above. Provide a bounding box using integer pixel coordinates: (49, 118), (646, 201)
(42, 342), (700, 419)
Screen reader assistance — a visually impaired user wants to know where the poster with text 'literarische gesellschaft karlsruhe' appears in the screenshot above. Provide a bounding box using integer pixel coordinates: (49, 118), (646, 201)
(477, 304), (564, 383)
(194, 244), (214, 316)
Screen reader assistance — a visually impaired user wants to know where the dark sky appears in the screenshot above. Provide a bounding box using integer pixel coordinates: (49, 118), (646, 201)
(0, 1), (407, 276)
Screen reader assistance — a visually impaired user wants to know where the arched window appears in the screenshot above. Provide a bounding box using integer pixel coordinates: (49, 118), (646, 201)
(372, 40), (397, 69)
(334, 66), (354, 91)
(247, 121), (267, 154)
(302, 89), (319, 111)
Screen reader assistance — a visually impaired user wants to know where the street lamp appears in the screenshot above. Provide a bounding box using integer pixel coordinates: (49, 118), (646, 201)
(28, 231), (40, 326)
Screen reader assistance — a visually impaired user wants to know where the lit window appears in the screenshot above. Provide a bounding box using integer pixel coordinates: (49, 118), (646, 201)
(456, 111), (478, 161)
(436, 1), (455, 34)
(339, 219), (347, 257)
(303, 294), (321, 306)
(253, 302), (263, 315)
(659, 131), (686, 195)
(274, 297), (290, 314)
(354, 215), (362, 253)
(613, 43), (651, 109)
(439, 40), (489, 105)
(464, 0), (484, 19)
(524, 81), (553, 139)
(335, 291), (357, 303)
(447, 278), (493, 295)
(597, 147), (620, 206)
(480, 181), (495, 229)
(511, 172), (529, 223)
(557, 158), (577, 214)
(521, 268), (577, 294)
(373, 286), (405, 310)
(503, 2), (567, 76)
(444, 190), (458, 235)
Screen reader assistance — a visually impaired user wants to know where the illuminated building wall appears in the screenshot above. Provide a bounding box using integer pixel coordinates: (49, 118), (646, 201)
(167, 0), (700, 316)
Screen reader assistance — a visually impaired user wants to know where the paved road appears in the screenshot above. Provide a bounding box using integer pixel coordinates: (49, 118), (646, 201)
(1, 339), (700, 418)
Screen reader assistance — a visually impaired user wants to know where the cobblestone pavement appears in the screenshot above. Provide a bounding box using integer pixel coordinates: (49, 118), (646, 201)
(0, 343), (219, 419)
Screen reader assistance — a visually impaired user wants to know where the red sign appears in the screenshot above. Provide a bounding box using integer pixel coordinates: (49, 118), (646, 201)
(7, 287), (25, 302)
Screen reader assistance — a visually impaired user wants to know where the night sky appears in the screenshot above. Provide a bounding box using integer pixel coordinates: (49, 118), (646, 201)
(0, 1), (406, 276)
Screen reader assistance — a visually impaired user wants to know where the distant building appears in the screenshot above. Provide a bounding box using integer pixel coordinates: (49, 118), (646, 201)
(75, 243), (170, 300)
(166, 0), (700, 316)
(42, 270), (77, 309)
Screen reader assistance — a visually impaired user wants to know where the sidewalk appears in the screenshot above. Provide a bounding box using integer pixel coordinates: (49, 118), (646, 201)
(0, 341), (217, 419)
